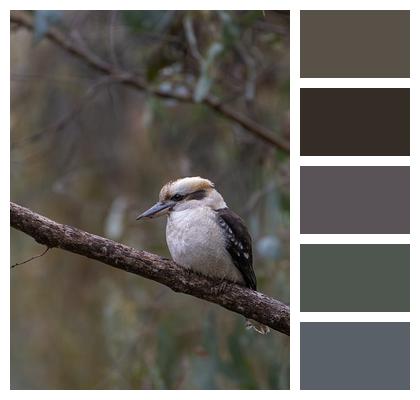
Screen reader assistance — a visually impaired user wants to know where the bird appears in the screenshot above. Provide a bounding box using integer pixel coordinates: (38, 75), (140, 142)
(137, 176), (269, 334)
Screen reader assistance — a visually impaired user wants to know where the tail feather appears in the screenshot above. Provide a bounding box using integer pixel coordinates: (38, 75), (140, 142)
(245, 318), (270, 335)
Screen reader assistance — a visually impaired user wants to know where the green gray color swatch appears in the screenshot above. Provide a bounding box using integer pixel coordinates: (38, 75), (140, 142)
(301, 322), (410, 390)
(300, 244), (410, 312)
(300, 10), (410, 78)
(300, 166), (410, 234)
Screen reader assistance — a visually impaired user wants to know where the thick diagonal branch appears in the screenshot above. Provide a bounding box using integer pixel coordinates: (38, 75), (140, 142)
(10, 202), (290, 336)
(10, 11), (289, 153)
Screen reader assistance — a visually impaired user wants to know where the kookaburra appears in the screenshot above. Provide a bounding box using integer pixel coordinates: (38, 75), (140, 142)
(137, 176), (269, 334)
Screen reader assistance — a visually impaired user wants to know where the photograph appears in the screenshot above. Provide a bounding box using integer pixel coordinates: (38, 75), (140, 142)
(10, 10), (290, 389)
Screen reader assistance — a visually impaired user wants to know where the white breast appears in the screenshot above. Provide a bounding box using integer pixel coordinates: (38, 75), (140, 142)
(166, 207), (245, 284)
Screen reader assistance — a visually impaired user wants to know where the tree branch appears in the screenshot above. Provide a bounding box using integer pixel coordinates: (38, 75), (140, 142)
(10, 11), (289, 153)
(10, 202), (290, 336)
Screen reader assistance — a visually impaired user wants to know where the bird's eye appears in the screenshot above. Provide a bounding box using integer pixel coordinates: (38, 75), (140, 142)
(171, 194), (184, 201)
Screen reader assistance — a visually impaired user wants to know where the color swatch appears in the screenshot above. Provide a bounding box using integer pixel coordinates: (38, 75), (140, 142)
(300, 323), (410, 389)
(300, 244), (410, 312)
(300, 10), (410, 78)
(299, 8), (411, 391)
(300, 166), (410, 234)
(300, 88), (410, 156)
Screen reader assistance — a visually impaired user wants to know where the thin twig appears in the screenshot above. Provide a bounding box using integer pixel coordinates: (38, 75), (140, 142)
(183, 14), (203, 63)
(11, 246), (50, 268)
(10, 10), (289, 153)
(108, 11), (120, 68)
(12, 76), (112, 149)
(236, 42), (257, 103)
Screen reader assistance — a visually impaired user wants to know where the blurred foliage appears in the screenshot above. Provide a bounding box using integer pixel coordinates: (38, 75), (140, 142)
(10, 10), (290, 389)
(33, 11), (63, 40)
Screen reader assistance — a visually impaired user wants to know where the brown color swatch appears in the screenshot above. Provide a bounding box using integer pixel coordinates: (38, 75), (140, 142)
(300, 88), (410, 156)
(300, 166), (410, 234)
(301, 11), (410, 78)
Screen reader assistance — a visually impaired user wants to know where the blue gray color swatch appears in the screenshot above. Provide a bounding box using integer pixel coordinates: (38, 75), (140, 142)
(300, 322), (410, 389)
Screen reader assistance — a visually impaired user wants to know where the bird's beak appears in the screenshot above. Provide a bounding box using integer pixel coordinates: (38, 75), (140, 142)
(136, 201), (174, 220)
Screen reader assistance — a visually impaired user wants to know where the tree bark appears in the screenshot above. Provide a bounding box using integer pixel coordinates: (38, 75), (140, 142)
(10, 202), (290, 336)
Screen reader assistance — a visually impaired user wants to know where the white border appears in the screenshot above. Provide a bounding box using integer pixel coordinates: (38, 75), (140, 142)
(3, 0), (420, 398)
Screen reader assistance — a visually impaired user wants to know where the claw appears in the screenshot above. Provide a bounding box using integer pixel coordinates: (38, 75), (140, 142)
(211, 281), (228, 296)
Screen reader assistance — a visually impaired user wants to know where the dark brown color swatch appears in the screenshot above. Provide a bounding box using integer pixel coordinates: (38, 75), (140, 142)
(300, 88), (410, 156)
(300, 166), (410, 234)
(301, 10), (410, 78)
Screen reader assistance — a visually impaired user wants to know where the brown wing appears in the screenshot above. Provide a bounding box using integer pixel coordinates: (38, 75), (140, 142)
(216, 208), (257, 290)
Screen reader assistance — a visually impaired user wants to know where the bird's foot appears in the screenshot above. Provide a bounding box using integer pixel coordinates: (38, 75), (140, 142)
(211, 281), (228, 296)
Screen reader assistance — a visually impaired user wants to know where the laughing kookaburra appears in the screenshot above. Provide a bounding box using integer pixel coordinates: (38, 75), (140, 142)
(137, 176), (269, 334)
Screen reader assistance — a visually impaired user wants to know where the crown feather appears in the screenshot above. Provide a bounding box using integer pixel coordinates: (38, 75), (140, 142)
(159, 177), (214, 201)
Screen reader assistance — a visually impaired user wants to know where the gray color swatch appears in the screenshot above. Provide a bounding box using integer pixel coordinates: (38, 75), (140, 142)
(301, 322), (410, 390)
(300, 244), (410, 312)
(300, 166), (410, 234)
(301, 10), (410, 78)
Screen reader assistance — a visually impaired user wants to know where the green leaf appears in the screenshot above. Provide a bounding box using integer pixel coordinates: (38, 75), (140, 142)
(217, 11), (240, 47)
(33, 11), (62, 41)
(121, 11), (174, 33)
(281, 191), (290, 213)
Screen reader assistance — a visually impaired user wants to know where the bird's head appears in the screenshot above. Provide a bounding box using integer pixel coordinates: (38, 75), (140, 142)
(136, 176), (227, 219)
